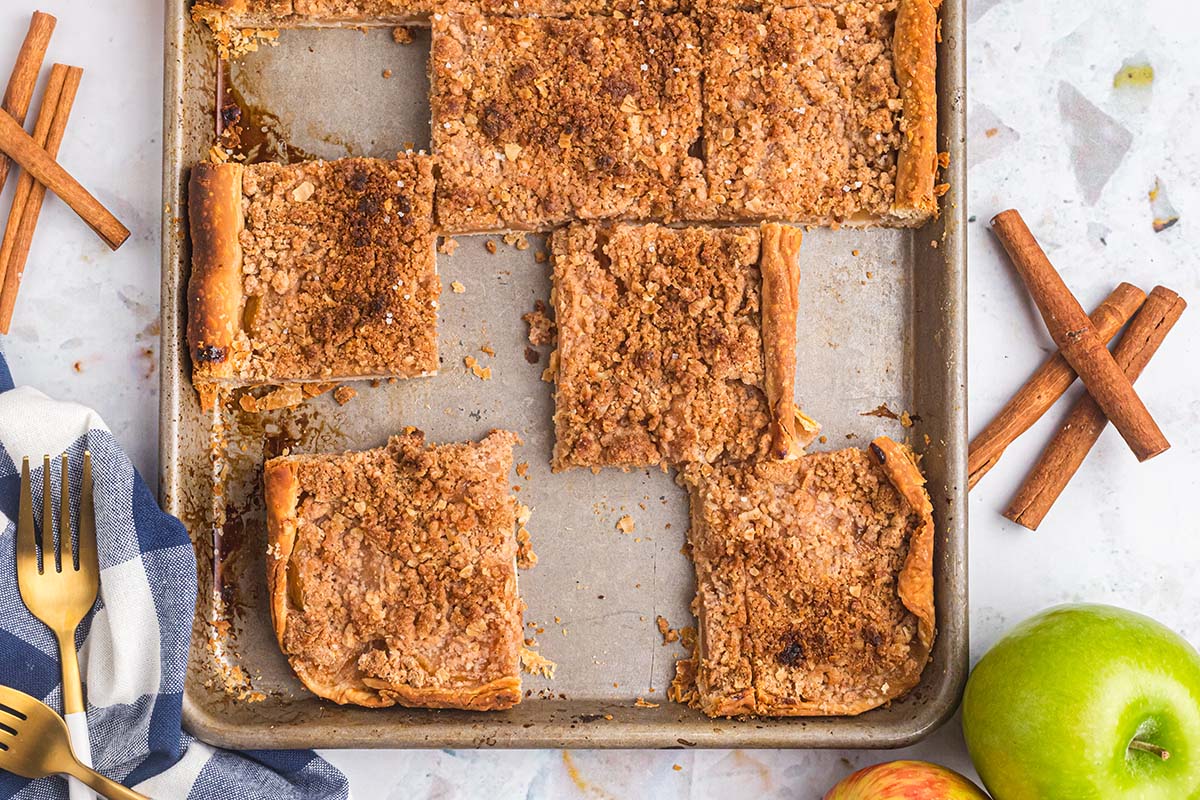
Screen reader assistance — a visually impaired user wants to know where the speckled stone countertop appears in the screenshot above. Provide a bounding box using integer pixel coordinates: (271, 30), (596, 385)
(3, 0), (1197, 795)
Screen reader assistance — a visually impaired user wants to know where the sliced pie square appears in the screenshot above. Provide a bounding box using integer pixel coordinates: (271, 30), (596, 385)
(676, 437), (935, 717)
(187, 156), (439, 393)
(431, 7), (703, 232)
(549, 221), (812, 471)
(681, 0), (939, 226)
(264, 429), (525, 710)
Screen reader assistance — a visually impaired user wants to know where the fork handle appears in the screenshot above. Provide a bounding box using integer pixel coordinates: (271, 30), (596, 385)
(66, 711), (96, 800)
(64, 761), (149, 800)
(57, 631), (95, 800)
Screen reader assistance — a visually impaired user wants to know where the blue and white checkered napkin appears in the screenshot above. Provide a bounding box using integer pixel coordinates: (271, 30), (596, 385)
(0, 354), (348, 800)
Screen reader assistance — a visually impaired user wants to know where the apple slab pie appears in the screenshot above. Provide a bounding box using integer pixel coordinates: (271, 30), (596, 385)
(673, 437), (935, 717)
(187, 155), (439, 395)
(264, 429), (524, 710)
(549, 221), (816, 471)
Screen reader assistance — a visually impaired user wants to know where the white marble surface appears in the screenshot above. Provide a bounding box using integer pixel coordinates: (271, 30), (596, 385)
(3, 0), (1199, 796)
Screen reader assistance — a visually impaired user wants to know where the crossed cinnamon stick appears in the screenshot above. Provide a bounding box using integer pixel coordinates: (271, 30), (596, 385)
(970, 209), (1186, 530)
(0, 12), (129, 333)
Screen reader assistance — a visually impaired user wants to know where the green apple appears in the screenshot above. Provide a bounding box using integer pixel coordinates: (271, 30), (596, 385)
(963, 604), (1200, 799)
(823, 760), (989, 799)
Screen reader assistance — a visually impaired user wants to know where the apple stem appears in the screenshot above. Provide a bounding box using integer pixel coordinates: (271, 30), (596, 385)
(1129, 739), (1171, 761)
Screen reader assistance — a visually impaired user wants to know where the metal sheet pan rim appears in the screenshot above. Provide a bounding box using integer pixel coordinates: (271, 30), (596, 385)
(160, 0), (969, 749)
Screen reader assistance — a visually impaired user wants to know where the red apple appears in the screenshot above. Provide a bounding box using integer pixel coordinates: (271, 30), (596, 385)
(824, 760), (989, 800)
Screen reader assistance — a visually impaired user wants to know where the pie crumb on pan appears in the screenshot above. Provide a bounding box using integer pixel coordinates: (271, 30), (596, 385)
(264, 428), (525, 710)
(680, 0), (940, 226)
(672, 436), (935, 717)
(549, 221), (815, 471)
(187, 155), (438, 394)
(431, 6), (703, 232)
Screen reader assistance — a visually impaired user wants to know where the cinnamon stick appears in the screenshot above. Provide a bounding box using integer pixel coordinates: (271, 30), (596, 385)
(967, 282), (1145, 489)
(0, 97), (128, 251)
(0, 65), (80, 333)
(1006, 286), (1186, 530)
(991, 210), (1169, 462)
(0, 11), (56, 193)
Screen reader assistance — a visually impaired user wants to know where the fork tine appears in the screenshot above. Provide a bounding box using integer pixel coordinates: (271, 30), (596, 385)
(17, 458), (38, 575)
(42, 455), (58, 573)
(60, 455), (75, 571)
(78, 451), (99, 579)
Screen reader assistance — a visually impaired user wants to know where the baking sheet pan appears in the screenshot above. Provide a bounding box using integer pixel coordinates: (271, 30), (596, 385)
(160, 0), (968, 749)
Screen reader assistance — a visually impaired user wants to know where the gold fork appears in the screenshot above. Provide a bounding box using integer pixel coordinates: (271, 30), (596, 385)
(0, 685), (146, 799)
(16, 453), (99, 800)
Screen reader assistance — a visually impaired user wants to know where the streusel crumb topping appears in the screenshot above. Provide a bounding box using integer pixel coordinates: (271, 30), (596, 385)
(551, 222), (776, 470)
(273, 429), (523, 707)
(681, 443), (931, 716)
(432, 8), (703, 231)
(685, 2), (904, 222)
(233, 156), (438, 382)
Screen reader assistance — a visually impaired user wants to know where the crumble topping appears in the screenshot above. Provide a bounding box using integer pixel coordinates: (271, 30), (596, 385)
(194, 0), (679, 40)
(550, 222), (777, 470)
(432, 8), (703, 231)
(522, 299), (557, 347)
(679, 441), (934, 717)
(229, 156), (438, 383)
(268, 429), (524, 709)
(684, 2), (905, 222)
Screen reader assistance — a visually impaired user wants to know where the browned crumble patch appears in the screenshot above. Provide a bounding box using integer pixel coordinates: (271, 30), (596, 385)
(522, 299), (557, 347)
(333, 385), (358, 405)
(678, 442), (934, 717)
(432, 8), (703, 232)
(683, 3), (905, 223)
(550, 222), (777, 471)
(656, 614), (681, 645)
(265, 429), (524, 710)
